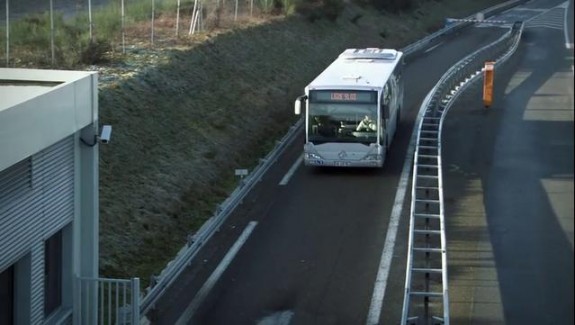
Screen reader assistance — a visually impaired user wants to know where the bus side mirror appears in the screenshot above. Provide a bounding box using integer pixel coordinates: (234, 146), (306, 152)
(295, 100), (301, 115)
(294, 95), (307, 115)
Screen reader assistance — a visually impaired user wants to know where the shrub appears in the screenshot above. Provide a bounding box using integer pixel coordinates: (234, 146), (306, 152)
(80, 38), (112, 65)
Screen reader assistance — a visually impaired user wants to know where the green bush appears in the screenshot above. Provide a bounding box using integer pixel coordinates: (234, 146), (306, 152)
(259, 0), (276, 14)
(1, 11), (112, 67)
(11, 13), (54, 48)
(80, 38), (112, 65)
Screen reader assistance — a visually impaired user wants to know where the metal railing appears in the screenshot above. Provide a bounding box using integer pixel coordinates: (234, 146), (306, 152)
(402, 0), (523, 59)
(400, 20), (524, 325)
(76, 276), (140, 325)
(139, 118), (303, 315)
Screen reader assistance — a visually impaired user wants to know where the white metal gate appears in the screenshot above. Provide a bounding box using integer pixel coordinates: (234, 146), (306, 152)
(76, 277), (140, 325)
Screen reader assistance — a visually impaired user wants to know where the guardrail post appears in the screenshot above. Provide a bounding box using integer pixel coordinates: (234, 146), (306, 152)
(132, 277), (140, 323)
(483, 61), (495, 107)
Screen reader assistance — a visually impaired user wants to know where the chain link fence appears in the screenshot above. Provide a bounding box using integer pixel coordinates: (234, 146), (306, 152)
(0, 0), (290, 67)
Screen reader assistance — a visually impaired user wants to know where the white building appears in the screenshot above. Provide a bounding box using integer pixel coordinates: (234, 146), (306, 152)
(0, 68), (99, 324)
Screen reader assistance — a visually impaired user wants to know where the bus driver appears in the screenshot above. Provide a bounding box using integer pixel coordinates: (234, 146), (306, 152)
(356, 115), (377, 132)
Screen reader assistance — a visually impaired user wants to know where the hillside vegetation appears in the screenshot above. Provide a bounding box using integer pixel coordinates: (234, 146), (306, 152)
(96, 0), (504, 285)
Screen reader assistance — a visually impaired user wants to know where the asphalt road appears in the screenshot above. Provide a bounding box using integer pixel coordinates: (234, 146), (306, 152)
(444, 1), (574, 323)
(148, 22), (506, 325)
(147, 0), (574, 324)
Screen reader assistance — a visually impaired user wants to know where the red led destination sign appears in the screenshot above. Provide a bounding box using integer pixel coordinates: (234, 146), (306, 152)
(330, 92), (357, 101)
(311, 90), (376, 103)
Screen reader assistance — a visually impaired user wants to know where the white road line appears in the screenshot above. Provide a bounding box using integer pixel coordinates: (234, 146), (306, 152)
(175, 221), (258, 325)
(562, 1), (572, 49)
(365, 90), (433, 325)
(365, 140), (413, 325)
(424, 42), (443, 54)
(279, 155), (303, 186)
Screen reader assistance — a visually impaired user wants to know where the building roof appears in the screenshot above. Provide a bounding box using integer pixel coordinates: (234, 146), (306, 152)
(0, 68), (98, 171)
(306, 48), (403, 91)
(0, 68), (96, 112)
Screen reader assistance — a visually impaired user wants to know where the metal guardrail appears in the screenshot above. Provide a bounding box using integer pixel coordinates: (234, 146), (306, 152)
(400, 20), (524, 325)
(139, 119), (303, 315)
(137, 0), (525, 319)
(402, 0), (523, 59)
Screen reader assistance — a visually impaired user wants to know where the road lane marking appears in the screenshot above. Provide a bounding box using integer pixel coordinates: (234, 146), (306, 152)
(175, 221), (258, 325)
(366, 89), (433, 325)
(257, 310), (295, 325)
(424, 42), (443, 54)
(365, 141), (413, 325)
(562, 1), (572, 49)
(559, 1), (573, 50)
(279, 155), (303, 186)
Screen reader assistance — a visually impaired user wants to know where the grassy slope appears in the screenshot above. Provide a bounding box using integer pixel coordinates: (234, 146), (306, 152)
(98, 0), (505, 284)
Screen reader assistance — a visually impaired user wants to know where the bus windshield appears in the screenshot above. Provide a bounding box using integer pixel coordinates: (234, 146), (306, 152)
(308, 102), (378, 144)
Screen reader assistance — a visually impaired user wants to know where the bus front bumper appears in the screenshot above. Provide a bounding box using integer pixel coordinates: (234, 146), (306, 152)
(303, 157), (382, 168)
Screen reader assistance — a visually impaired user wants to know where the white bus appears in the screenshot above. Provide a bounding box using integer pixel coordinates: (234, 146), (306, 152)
(294, 48), (404, 167)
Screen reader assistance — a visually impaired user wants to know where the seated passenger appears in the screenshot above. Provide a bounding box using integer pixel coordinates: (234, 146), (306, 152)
(356, 115), (377, 132)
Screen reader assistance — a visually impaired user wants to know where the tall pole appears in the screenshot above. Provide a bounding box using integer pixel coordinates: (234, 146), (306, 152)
(5, 0), (9, 66)
(50, 0), (55, 66)
(189, 0), (198, 35)
(176, 0), (181, 36)
(151, 0), (155, 45)
(88, 0), (92, 41)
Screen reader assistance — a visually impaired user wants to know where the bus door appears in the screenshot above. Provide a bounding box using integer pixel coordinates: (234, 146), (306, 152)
(380, 83), (392, 147)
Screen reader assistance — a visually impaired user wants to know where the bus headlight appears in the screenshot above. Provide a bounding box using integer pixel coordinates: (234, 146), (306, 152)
(363, 154), (381, 161)
(306, 153), (322, 160)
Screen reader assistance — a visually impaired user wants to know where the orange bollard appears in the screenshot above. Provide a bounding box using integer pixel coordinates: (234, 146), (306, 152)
(483, 61), (495, 108)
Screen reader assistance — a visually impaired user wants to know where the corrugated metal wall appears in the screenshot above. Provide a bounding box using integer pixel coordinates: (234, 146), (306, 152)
(0, 136), (75, 323)
(30, 241), (44, 323)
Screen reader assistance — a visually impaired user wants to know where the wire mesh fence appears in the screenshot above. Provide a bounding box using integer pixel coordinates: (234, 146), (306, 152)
(0, 0), (290, 68)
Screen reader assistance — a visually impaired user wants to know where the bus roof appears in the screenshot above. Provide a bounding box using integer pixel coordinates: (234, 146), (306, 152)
(306, 48), (403, 91)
